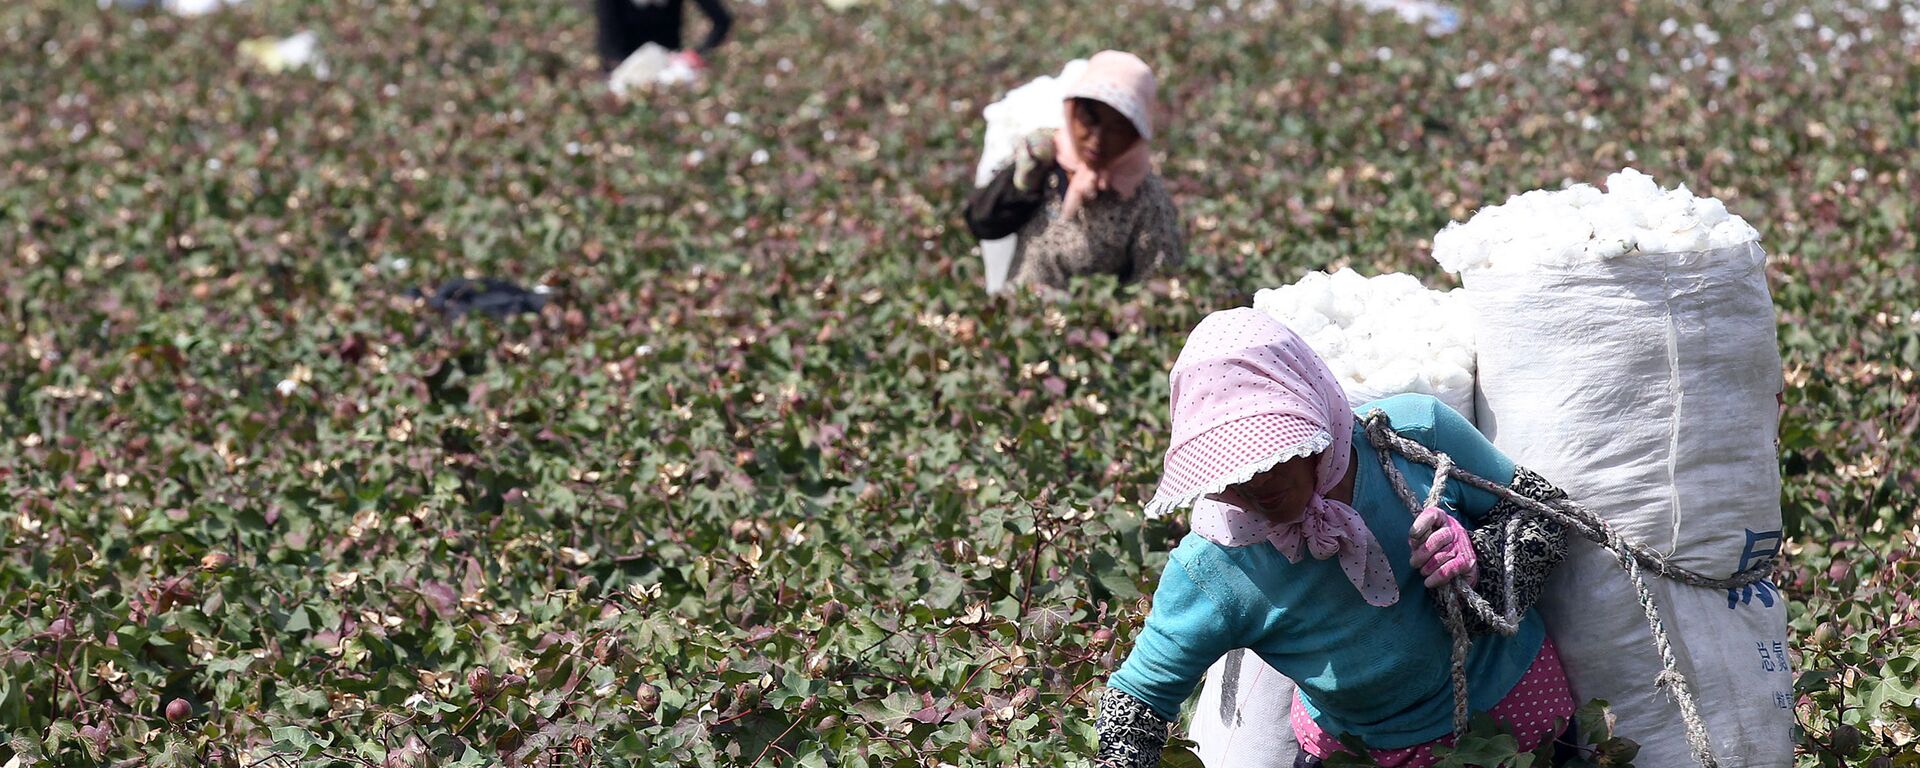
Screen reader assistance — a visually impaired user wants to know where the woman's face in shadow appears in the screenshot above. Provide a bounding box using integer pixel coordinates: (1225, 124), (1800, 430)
(1067, 98), (1141, 169)
(1211, 455), (1317, 525)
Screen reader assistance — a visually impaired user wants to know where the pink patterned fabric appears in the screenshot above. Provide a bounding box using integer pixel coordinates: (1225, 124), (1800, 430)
(1055, 50), (1156, 219)
(1145, 308), (1399, 607)
(1292, 637), (1577, 766)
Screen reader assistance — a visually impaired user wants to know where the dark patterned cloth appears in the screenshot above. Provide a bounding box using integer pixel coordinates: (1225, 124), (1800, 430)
(1464, 466), (1571, 635)
(1095, 686), (1170, 768)
(963, 162), (1186, 290)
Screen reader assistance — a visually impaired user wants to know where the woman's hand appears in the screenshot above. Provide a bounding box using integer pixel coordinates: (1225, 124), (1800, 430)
(1409, 506), (1477, 588)
(1012, 129), (1057, 192)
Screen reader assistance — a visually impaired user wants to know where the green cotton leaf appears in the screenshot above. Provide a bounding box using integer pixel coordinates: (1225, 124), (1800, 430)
(1158, 744), (1206, 768)
(278, 686), (330, 716)
(1857, 656), (1920, 715)
(204, 655), (254, 676)
(1796, 668), (1839, 695)
(1089, 552), (1142, 600)
(1573, 698), (1617, 745)
(1433, 730), (1520, 767)
(924, 572), (963, 610)
(268, 725), (318, 754)
(852, 691), (921, 724)
(1322, 743), (1381, 767)
(1593, 736), (1640, 765)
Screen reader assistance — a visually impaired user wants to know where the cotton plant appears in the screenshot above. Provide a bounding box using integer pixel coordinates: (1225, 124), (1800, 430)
(1432, 168), (1761, 274)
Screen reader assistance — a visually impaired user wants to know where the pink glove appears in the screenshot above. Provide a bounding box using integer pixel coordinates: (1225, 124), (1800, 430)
(1409, 506), (1477, 588)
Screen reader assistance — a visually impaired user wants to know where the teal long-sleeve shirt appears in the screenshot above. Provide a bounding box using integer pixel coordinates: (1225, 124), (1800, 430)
(1107, 394), (1545, 750)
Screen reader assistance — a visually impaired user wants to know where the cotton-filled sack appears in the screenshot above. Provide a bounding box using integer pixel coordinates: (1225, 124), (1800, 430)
(972, 60), (1086, 294)
(1438, 170), (1789, 768)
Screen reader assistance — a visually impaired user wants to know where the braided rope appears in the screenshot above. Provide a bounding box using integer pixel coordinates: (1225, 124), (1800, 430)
(1361, 411), (1776, 768)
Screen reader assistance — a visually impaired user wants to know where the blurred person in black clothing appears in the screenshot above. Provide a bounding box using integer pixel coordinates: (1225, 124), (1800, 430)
(596, 0), (733, 73)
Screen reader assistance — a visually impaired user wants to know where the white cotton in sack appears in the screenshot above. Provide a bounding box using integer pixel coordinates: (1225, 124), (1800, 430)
(1432, 168), (1760, 273)
(1252, 268), (1477, 423)
(609, 44), (701, 99)
(974, 59), (1087, 187)
(973, 59), (1087, 294)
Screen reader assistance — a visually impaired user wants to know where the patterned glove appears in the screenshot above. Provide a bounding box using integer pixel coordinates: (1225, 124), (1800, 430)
(1410, 506), (1478, 588)
(1095, 687), (1169, 768)
(1012, 129), (1057, 193)
(1462, 466), (1571, 635)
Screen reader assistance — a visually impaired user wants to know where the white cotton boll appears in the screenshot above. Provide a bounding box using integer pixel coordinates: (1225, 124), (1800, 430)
(1432, 168), (1758, 273)
(1374, 272), (1425, 298)
(1329, 268), (1370, 299)
(1430, 228), (1477, 273)
(1645, 197), (1695, 233)
(1562, 183), (1605, 208)
(1606, 168), (1662, 202)
(1370, 360), (1421, 395)
(1439, 345), (1476, 374)
(1302, 284), (1341, 318)
(1433, 363), (1474, 393)
(1692, 196), (1731, 228)
(1643, 224), (1710, 255)
(1310, 327), (1349, 358)
(1253, 269), (1478, 418)
(1709, 217), (1760, 248)
(1251, 286), (1284, 315)
(1289, 309), (1332, 336)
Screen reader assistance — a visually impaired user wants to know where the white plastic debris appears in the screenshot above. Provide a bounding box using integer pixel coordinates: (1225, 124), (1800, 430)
(163, 0), (246, 16)
(608, 43), (701, 98)
(1431, 168), (1761, 274)
(239, 31), (330, 78)
(1349, 0), (1462, 36)
(1253, 268), (1478, 422)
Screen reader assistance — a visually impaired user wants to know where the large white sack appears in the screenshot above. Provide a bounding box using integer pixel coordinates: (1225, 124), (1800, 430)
(973, 59), (1086, 294)
(975, 59), (1086, 187)
(1464, 241), (1790, 768)
(1253, 268), (1478, 424)
(1189, 649), (1301, 768)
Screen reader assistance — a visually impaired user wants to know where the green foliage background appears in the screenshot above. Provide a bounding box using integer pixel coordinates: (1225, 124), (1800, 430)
(1, 0), (1916, 764)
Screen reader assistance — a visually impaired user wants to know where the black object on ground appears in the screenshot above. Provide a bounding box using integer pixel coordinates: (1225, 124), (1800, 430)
(412, 278), (550, 318)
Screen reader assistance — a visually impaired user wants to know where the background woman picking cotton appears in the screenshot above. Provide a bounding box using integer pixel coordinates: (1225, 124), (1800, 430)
(965, 51), (1187, 291)
(1094, 308), (1576, 768)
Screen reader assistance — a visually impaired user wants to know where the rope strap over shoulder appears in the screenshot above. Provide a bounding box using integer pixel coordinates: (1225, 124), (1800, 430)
(1359, 410), (1776, 768)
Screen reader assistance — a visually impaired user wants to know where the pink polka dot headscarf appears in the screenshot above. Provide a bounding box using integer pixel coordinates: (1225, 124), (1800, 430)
(1143, 308), (1400, 607)
(1054, 50), (1157, 220)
